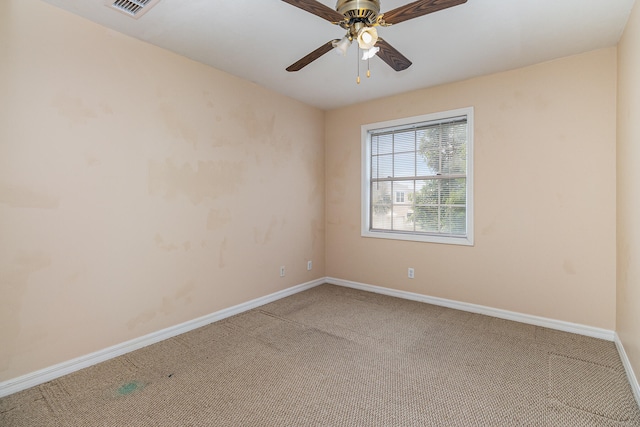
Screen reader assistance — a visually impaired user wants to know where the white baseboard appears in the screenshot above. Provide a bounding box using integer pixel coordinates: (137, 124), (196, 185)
(0, 278), (325, 398)
(1, 277), (625, 399)
(615, 333), (640, 408)
(326, 277), (616, 341)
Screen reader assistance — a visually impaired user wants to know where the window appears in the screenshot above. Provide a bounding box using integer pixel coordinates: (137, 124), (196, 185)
(361, 107), (474, 245)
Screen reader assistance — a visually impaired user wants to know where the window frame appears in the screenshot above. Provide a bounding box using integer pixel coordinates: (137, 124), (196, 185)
(361, 107), (474, 246)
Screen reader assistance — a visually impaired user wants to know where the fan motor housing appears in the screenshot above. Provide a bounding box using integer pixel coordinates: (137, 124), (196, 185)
(336, 0), (380, 24)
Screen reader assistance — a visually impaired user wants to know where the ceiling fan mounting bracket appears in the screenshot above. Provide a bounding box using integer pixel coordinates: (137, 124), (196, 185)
(336, 0), (380, 26)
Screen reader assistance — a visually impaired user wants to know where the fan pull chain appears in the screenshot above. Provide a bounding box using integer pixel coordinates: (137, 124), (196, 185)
(357, 47), (361, 84)
(367, 57), (371, 78)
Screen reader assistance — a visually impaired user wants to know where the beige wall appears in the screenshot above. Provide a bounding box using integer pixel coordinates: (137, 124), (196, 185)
(326, 48), (618, 329)
(0, 0), (325, 381)
(618, 0), (640, 387)
(0, 0), (628, 387)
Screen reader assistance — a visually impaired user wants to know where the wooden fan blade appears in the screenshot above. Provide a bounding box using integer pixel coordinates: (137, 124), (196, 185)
(376, 39), (412, 71)
(281, 0), (345, 23)
(382, 0), (467, 25)
(287, 40), (340, 72)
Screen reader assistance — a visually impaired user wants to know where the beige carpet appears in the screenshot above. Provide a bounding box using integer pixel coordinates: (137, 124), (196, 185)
(2, 284), (639, 426)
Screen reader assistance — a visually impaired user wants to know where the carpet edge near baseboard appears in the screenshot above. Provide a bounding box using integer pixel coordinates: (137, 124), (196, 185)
(3, 277), (634, 404)
(326, 277), (615, 341)
(0, 278), (326, 399)
(615, 333), (640, 409)
(327, 277), (639, 409)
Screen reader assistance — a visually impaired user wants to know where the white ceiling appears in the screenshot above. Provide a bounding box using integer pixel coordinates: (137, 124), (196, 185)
(40, 0), (635, 110)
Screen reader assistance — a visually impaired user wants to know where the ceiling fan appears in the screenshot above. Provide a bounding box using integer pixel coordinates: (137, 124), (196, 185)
(282, 0), (468, 74)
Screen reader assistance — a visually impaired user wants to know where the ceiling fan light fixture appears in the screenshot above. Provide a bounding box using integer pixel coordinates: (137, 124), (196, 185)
(362, 46), (379, 60)
(332, 36), (352, 56)
(283, 0), (467, 74)
(356, 26), (378, 50)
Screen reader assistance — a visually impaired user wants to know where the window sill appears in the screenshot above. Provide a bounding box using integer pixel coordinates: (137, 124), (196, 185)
(361, 229), (474, 246)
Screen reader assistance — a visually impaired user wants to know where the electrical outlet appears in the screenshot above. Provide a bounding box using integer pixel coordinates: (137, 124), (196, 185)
(280, 266), (285, 277)
(408, 268), (414, 279)
(307, 260), (313, 271)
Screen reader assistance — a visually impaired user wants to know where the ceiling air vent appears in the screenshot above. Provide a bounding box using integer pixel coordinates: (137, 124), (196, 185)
(105, 0), (161, 19)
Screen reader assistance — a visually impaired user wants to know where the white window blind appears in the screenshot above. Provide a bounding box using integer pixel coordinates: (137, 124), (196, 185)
(362, 108), (473, 245)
